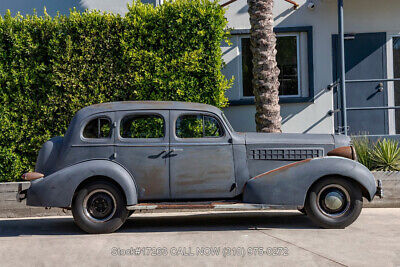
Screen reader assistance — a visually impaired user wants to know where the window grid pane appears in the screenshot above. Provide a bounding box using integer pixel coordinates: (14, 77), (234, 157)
(393, 37), (400, 134)
(276, 36), (299, 96)
(241, 35), (299, 97)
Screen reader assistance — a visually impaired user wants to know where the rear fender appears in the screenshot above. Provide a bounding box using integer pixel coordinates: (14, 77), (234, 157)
(243, 157), (377, 206)
(27, 160), (138, 207)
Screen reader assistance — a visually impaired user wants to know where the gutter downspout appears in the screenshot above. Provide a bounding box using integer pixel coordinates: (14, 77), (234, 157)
(338, 0), (348, 135)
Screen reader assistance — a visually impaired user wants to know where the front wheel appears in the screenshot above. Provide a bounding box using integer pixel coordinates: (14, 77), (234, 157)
(72, 181), (129, 234)
(305, 177), (363, 229)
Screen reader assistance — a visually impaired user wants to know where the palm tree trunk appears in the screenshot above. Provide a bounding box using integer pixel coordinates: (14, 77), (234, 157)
(248, 0), (282, 133)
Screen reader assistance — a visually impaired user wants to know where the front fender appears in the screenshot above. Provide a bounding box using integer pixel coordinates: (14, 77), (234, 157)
(243, 157), (377, 206)
(27, 160), (138, 207)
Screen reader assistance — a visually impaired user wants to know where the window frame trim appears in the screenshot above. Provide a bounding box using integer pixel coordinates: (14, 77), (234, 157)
(229, 26), (314, 105)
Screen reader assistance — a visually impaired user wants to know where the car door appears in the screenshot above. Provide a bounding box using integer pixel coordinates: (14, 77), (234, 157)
(169, 110), (236, 199)
(114, 110), (170, 200)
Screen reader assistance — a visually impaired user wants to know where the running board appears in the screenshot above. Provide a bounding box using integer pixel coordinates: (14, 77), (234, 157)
(126, 202), (300, 211)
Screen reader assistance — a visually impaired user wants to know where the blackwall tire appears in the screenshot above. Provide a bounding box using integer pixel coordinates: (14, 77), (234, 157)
(305, 177), (363, 229)
(72, 181), (128, 234)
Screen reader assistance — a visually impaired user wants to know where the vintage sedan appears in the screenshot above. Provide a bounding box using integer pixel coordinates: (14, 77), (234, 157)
(17, 101), (383, 233)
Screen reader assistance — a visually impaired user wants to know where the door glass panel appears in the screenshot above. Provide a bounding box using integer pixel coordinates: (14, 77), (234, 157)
(393, 37), (400, 133)
(83, 117), (111, 139)
(120, 115), (164, 138)
(176, 114), (223, 138)
(176, 115), (203, 138)
(204, 116), (223, 137)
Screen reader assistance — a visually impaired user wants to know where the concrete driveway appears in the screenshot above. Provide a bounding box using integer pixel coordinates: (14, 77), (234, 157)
(0, 208), (399, 267)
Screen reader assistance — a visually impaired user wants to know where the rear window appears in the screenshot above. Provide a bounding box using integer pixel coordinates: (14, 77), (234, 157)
(120, 114), (164, 139)
(83, 117), (112, 139)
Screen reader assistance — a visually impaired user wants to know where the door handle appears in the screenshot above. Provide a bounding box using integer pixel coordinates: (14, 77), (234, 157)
(148, 150), (167, 159)
(160, 148), (183, 159)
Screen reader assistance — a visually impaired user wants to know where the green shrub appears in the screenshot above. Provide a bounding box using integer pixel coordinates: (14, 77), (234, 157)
(352, 136), (373, 170)
(370, 139), (400, 171)
(352, 137), (400, 171)
(0, 0), (232, 182)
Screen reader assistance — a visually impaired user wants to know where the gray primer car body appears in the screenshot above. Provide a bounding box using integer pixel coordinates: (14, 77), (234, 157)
(26, 101), (377, 208)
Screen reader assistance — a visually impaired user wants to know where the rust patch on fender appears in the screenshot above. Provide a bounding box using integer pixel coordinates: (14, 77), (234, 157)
(251, 158), (312, 180)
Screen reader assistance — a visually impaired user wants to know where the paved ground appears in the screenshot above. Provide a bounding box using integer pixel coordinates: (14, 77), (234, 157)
(0, 208), (399, 267)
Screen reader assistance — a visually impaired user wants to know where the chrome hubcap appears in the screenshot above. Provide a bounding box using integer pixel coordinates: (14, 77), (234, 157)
(317, 184), (350, 218)
(324, 191), (344, 210)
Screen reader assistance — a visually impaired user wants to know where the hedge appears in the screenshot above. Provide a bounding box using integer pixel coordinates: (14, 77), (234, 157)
(0, 0), (232, 182)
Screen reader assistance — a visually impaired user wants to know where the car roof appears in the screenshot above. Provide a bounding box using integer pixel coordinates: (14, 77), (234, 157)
(75, 101), (222, 118)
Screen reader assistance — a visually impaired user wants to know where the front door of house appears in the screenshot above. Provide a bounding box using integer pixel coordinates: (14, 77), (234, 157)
(332, 32), (388, 135)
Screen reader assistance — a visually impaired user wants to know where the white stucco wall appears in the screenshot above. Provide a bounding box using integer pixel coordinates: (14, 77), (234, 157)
(221, 0), (400, 133)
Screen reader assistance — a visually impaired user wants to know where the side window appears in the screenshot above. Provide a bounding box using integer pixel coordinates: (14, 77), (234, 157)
(176, 114), (224, 138)
(83, 117), (112, 139)
(120, 114), (164, 139)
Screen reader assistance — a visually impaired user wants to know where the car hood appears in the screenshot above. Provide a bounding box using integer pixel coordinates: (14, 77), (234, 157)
(244, 132), (350, 148)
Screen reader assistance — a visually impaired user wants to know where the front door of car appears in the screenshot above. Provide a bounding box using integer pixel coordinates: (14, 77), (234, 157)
(169, 110), (236, 199)
(114, 110), (170, 200)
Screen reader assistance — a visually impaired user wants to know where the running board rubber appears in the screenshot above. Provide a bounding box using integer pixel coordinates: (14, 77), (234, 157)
(126, 203), (300, 211)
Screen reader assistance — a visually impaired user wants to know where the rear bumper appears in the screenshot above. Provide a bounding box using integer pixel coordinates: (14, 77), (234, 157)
(25, 179), (47, 206)
(19, 172), (46, 206)
(16, 183), (28, 202)
(375, 179), (384, 198)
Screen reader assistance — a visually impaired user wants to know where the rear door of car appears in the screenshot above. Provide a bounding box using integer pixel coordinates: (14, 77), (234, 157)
(114, 110), (170, 200)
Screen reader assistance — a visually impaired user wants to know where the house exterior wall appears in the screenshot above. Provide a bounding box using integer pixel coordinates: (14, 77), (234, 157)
(222, 0), (400, 133)
(2, 0), (400, 134)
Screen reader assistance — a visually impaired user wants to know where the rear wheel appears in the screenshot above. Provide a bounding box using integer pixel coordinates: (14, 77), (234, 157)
(305, 177), (363, 229)
(72, 181), (129, 234)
